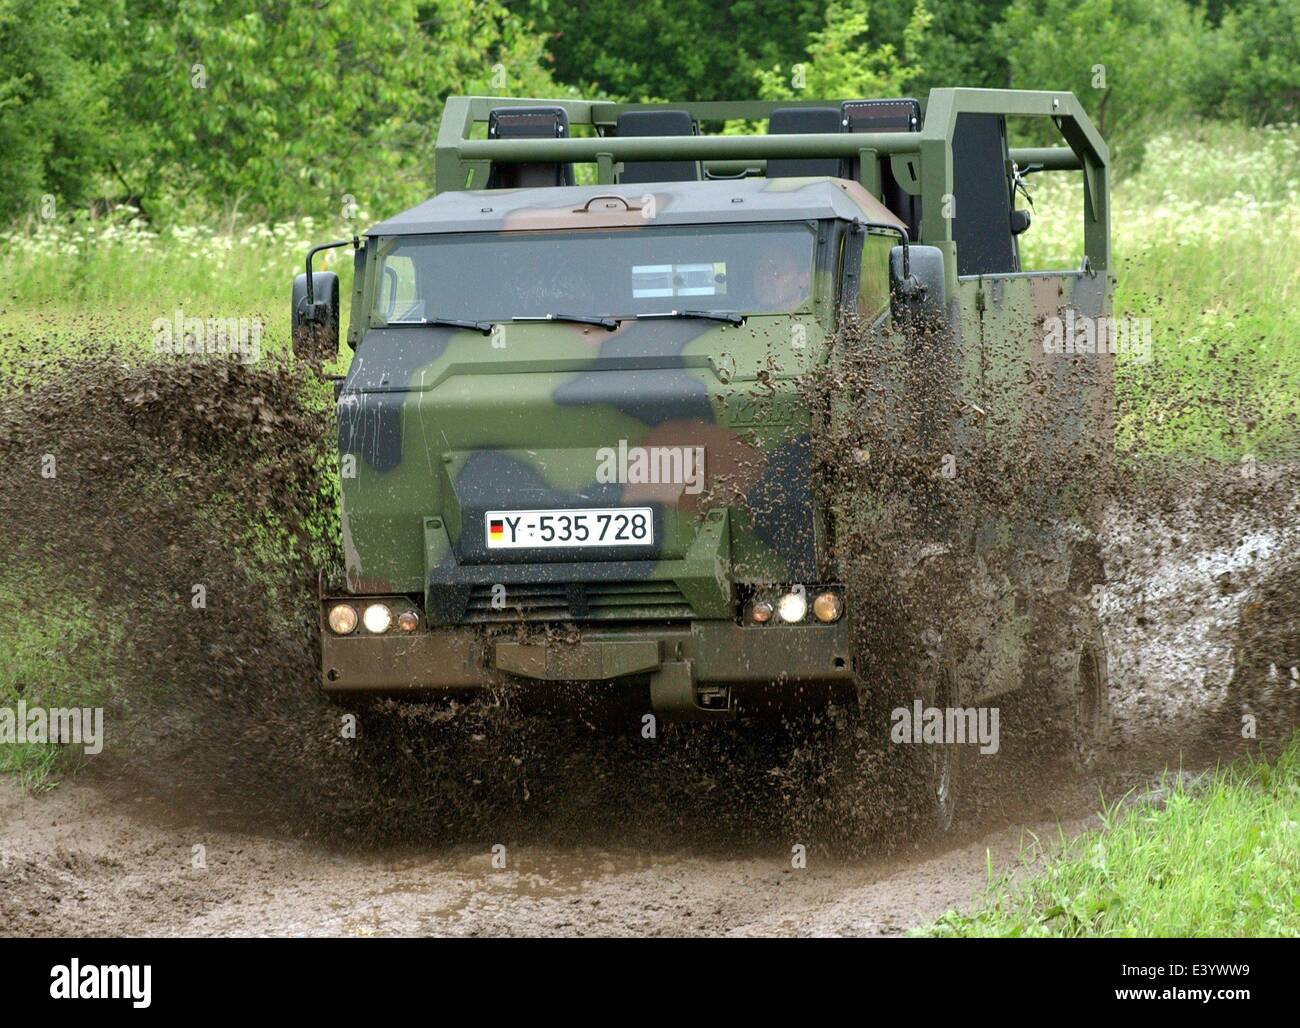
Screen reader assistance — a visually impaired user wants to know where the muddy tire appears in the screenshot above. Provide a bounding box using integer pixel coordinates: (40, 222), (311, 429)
(825, 631), (963, 848)
(1033, 597), (1112, 770)
(1224, 556), (1300, 728)
(905, 634), (962, 834)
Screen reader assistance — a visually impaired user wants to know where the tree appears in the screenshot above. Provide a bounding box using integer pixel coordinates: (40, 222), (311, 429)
(0, 0), (561, 224)
(506, 0), (828, 101)
(1203, 0), (1300, 124)
(0, 0), (119, 221)
(754, 0), (931, 100)
(997, 0), (1208, 157)
(907, 0), (1014, 92)
(104, 0), (560, 222)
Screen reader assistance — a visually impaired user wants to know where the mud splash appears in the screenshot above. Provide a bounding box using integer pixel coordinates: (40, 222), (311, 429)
(0, 350), (343, 824)
(0, 325), (1296, 859)
(786, 310), (1300, 840)
(0, 350), (835, 849)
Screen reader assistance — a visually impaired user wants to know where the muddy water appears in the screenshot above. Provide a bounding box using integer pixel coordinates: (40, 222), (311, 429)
(2, 479), (1294, 936)
(0, 775), (1097, 936)
(1, 348), (1297, 936)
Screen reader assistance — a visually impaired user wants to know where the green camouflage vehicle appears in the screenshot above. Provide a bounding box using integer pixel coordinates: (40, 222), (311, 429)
(292, 89), (1114, 830)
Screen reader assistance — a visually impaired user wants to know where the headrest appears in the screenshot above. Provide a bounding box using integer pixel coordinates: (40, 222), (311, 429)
(766, 107), (845, 179)
(487, 106), (575, 189)
(615, 110), (699, 184)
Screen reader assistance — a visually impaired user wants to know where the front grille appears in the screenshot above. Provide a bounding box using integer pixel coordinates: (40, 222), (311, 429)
(464, 579), (694, 622)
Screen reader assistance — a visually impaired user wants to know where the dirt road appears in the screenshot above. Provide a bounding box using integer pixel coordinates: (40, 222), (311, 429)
(6, 472), (1294, 938)
(1, 775), (1103, 937)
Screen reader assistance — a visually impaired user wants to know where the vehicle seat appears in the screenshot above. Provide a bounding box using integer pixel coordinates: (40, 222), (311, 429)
(487, 107), (575, 189)
(842, 98), (922, 241)
(766, 107), (847, 179)
(615, 110), (700, 184)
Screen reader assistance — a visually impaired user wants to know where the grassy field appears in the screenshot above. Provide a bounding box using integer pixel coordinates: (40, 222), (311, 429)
(0, 212), (356, 365)
(1022, 121), (1300, 461)
(0, 587), (108, 790)
(921, 740), (1300, 937)
(2, 121), (1296, 458)
(1, 122), (1298, 934)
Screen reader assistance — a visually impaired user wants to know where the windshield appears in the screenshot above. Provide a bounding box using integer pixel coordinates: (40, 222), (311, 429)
(371, 222), (816, 325)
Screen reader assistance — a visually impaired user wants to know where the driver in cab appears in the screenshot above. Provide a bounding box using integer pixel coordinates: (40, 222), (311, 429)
(752, 248), (811, 311)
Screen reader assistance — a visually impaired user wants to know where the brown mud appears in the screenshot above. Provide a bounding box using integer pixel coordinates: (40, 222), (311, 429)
(1, 341), (1297, 936)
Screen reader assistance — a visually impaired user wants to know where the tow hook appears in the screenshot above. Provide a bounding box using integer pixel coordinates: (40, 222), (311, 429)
(649, 662), (736, 721)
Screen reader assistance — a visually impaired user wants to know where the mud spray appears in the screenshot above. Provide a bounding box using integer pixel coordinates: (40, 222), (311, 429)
(0, 325), (1296, 858)
(801, 310), (1298, 843)
(0, 347), (818, 849)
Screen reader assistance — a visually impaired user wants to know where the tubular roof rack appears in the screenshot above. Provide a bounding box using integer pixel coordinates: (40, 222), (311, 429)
(433, 88), (1110, 271)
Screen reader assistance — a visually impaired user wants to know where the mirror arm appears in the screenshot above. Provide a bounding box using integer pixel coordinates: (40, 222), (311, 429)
(852, 219), (910, 278)
(304, 237), (359, 309)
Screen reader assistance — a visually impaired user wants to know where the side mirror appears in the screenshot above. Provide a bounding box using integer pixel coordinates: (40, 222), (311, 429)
(292, 271), (340, 365)
(889, 244), (947, 325)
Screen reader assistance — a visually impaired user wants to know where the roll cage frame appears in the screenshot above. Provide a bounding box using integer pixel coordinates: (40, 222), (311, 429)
(433, 88), (1111, 287)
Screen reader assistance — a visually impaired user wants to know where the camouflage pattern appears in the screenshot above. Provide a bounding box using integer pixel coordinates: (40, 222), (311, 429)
(314, 89), (1112, 717)
(337, 179), (899, 608)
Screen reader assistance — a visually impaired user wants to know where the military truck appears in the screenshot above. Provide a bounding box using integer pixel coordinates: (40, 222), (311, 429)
(292, 89), (1114, 830)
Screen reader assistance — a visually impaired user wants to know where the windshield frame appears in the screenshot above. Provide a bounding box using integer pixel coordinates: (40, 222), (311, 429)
(364, 220), (825, 329)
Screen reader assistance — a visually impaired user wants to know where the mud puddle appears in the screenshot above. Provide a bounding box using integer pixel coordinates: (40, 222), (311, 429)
(0, 775), (1096, 937)
(4, 476), (1294, 937)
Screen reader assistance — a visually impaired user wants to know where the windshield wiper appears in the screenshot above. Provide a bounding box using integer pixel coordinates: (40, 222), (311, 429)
(639, 310), (746, 326)
(512, 313), (621, 331)
(401, 316), (492, 335)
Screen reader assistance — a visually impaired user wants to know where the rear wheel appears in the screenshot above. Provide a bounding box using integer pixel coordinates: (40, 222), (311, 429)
(1069, 627), (1110, 768)
(1033, 597), (1112, 769)
(918, 640), (961, 832)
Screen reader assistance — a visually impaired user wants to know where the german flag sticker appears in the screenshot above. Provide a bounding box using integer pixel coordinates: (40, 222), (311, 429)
(488, 518), (505, 541)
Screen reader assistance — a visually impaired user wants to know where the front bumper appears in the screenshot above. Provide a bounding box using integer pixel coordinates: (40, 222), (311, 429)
(320, 618), (855, 718)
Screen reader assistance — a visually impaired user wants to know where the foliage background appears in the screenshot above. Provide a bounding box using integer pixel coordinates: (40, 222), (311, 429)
(2, 0), (1298, 225)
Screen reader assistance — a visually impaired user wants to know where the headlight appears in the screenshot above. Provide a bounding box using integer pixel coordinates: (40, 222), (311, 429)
(397, 610), (421, 632)
(777, 591), (807, 623)
(750, 600), (774, 624)
(362, 603), (392, 634)
(327, 603), (358, 635)
(813, 591), (843, 623)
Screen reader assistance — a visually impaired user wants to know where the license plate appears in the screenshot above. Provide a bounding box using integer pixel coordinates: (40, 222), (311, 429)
(485, 508), (653, 549)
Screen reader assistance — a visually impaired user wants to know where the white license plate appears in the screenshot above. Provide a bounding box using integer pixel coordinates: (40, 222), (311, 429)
(485, 508), (653, 549)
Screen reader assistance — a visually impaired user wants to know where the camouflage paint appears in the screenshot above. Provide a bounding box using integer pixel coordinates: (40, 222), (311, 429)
(337, 311), (827, 610)
(319, 90), (1112, 703)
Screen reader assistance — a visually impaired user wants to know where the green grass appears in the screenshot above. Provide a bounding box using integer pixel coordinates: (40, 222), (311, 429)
(0, 587), (110, 790)
(1021, 120), (1300, 461)
(0, 208), (355, 365)
(920, 739), (1300, 937)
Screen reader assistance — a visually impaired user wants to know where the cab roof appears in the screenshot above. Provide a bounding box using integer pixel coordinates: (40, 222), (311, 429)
(366, 176), (904, 237)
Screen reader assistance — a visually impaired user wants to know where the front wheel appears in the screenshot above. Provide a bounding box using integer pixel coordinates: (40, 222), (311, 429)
(833, 631), (963, 843)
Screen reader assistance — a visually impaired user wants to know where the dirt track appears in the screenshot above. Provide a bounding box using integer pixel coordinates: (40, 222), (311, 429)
(4, 475), (1294, 938)
(0, 777), (1099, 937)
